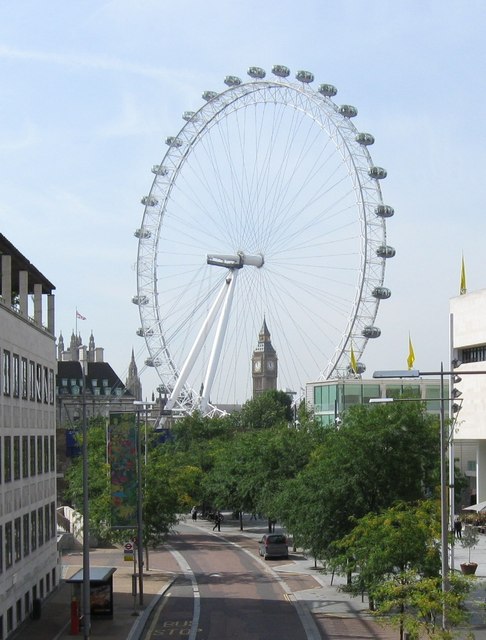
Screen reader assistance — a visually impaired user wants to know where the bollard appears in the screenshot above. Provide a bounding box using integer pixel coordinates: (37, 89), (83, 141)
(70, 597), (80, 635)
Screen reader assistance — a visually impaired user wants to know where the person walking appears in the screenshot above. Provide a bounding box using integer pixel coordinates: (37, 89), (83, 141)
(212, 511), (223, 532)
(191, 506), (198, 521)
(454, 515), (462, 539)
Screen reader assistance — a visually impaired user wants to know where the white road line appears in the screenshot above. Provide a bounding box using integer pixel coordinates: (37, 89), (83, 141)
(167, 544), (201, 640)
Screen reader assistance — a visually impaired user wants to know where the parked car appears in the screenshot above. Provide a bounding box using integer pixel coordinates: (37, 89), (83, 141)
(258, 533), (289, 560)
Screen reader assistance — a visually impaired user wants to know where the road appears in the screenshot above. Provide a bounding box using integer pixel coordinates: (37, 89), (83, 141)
(142, 523), (319, 640)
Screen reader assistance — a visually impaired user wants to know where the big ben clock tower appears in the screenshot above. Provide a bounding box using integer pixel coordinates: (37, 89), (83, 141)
(252, 318), (278, 398)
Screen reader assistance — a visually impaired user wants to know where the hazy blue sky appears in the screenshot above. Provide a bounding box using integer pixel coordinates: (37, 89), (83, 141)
(1, 1), (484, 401)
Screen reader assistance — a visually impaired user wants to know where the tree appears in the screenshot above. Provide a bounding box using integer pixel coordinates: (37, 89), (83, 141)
(277, 400), (440, 562)
(64, 418), (112, 543)
(334, 502), (472, 639)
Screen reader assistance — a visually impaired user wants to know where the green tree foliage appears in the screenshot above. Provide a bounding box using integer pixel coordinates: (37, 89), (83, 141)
(64, 418), (112, 543)
(277, 401), (439, 560)
(238, 389), (294, 430)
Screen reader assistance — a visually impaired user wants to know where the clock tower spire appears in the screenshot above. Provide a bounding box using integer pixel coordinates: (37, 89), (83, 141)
(252, 318), (278, 398)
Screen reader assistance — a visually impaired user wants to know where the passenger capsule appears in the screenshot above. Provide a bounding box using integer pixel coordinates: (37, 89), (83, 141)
(182, 111), (196, 121)
(375, 205), (394, 218)
(272, 64), (290, 78)
(151, 164), (169, 175)
(224, 75), (242, 87)
(348, 362), (366, 375)
(165, 136), (183, 148)
(368, 166), (387, 179)
(376, 245), (396, 259)
(134, 228), (152, 239)
(132, 295), (149, 306)
(338, 104), (358, 118)
(145, 357), (162, 367)
(141, 196), (158, 207)
(318, 84), (337, 97)
(356, 132), (375, 146)
(248, 66), (266, 79)
(202, 90), (218, 101)
(372, 287), (392, 300)
(362, 326), (381, 339)
(295, 70), (314, 83)
(136, 327), (154, 337)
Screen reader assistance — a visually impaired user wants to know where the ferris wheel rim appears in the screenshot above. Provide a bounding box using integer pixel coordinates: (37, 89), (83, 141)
(135, 67), (392, 415)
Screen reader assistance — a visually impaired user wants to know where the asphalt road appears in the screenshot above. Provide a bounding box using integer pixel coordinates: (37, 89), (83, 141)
(141, 523), (316, 640)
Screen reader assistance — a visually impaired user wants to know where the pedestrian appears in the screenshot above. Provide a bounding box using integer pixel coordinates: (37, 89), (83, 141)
(212, 511), (223, 531)
(191, 506), (198, 521)
(454, 515), (462, 539)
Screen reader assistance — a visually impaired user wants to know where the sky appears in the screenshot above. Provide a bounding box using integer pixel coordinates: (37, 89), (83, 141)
(1, 0), (485, 405)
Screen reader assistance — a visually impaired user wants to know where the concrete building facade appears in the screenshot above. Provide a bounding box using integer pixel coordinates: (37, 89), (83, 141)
(450, 288), (486, 505)
(0, 234), (58, 637)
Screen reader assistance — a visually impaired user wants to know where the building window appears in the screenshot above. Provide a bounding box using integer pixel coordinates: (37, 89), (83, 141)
(50, 435), (55, 472)
(13, 436), (20, 480)
(22, 436), (28, 478)
(30, 436), (36, 476)
(38, 508), (44, 547)
(12, 354), (19, 398)
(43, 366), (48, 404)
(5, 521), (13, 568)
(36, 364), (42, 402)
(14, 517), (21, 562)
(51, 502), (56, 540)
(37, 436), (42, 474)
(3, 350), (10, 396)
(23, 514), (29, 557)
(49, 369), (54, 404)
(44, 435), (49, 473)
(29, 361), (35, 400)
(21, 357), (28, 399)
(4, 436), (11, 483)
(30, 511), (37, 552)
(467, 460), (476, 472)
(44, 505), (50, 541)
(461, 345), (486, 364)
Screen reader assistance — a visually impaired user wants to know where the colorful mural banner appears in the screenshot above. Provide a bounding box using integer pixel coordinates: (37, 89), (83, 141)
(108, 412), (137, 528)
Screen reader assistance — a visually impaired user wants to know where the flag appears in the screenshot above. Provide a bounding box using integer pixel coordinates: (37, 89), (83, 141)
(407, 335), (415, 370)
(460, 255), (467, 295)
(76, 310), (86, 320)
(350, 344), (358, 374)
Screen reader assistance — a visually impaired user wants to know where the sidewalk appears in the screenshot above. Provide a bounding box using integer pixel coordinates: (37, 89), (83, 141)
(13, 547), (173, 640)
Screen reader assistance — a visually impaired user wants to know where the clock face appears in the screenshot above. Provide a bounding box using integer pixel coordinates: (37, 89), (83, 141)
(254, 360), (261, 372)
(266, 360), (275, 370)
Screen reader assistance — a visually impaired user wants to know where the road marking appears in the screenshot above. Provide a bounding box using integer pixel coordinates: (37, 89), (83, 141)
(146, 594), (170, 637)
(167, 545), (200, 640)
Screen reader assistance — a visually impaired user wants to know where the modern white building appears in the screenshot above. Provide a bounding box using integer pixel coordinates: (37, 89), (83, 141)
(0, 234), (58, 637)
(450, 288), (486, 505)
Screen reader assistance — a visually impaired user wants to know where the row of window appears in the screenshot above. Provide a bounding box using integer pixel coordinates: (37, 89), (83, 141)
(0, 502), (56, 575)
(461, 346), (486, 364)
(2, 349), (55, 404)
(1, 434), (55, 484)
(0, 568), (56, 638)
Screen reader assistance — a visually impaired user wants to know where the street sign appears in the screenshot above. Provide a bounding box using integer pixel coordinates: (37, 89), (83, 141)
(124, 541), (134, 562)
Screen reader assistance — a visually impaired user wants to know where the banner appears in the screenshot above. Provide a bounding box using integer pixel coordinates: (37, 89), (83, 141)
(109, 412), (137, 528)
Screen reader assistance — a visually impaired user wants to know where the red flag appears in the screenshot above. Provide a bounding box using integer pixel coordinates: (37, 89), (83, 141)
(76, 311), (86, 320)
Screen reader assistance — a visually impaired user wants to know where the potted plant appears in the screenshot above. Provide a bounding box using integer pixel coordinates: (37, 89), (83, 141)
(460, 524), (480, 574)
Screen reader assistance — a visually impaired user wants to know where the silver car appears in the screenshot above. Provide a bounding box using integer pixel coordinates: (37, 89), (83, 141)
(258, 533), (289, 560)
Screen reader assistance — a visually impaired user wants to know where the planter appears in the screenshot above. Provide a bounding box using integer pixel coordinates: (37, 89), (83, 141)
(460, 562), (478, 575)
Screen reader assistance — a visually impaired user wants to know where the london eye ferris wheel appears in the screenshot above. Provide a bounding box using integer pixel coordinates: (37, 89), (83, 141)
(133, 65), (395, 417)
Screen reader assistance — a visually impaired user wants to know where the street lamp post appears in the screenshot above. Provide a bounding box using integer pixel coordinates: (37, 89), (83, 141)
(81, 366), (91, 639)
(133, 401), (156, 608)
